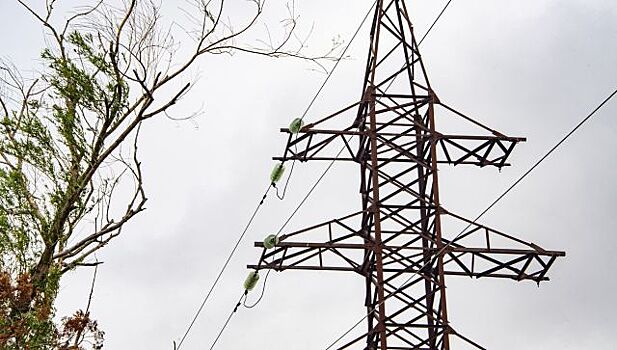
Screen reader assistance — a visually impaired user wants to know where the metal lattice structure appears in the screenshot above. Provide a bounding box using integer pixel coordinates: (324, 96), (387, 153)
(249, 1), (565, 349)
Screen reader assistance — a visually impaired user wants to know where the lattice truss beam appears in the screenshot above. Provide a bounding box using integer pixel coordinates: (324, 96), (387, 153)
(251, 0), (564, 349)
(275, 100), (524, 168)
(250, 211), (563, 281)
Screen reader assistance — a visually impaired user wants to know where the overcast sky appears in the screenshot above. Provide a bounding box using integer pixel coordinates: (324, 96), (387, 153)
(1, 0), (617, 349)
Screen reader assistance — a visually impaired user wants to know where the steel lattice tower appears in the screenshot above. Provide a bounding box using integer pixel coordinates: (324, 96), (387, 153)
(250, 1), (565, 349)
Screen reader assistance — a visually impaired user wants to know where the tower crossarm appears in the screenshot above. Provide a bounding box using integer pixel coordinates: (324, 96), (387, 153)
(438, 210), (565, 282)
(274, 122), (525, 167)
(248, 210), (564, 283)
(248, 243), (562, 282)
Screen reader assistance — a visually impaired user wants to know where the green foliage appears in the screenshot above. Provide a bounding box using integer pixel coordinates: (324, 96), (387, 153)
(0, 29), (131, 348)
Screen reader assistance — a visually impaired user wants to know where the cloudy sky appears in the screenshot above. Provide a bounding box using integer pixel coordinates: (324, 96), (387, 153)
(1, 0), (617, 349)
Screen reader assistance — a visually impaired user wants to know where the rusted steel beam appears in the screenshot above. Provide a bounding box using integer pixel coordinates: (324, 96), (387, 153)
(254, 241), (564, 257)
(250, 0), (563, 348)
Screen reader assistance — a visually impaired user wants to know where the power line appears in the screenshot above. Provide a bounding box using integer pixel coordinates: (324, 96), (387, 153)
(176, 1), (377, 347)
(176, 185), (271, 349)
(383, 0), (455, 93)
(207, 142), (349, 349)
(276, 143), (348, 236)
(469, 87), (617, 224)
(275, 0), (378, 200)
(298, 0), (378, 123)
(323, 86), (617, 349)
(418, 0), (454, 46)
(208, 291), (247, 350)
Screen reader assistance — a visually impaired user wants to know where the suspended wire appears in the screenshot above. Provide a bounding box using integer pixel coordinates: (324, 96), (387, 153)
(176, 184), (272, 349)
(274, 0), (378, 200)
(243, 270), (272, 309)
(253, 139), (350, 307)
(178, 1), (378, 348)
(463, 86), (617, 230)
(252, 140), (351, 309)
(208, 291), (248, 350)
(276, 142), (349, 237)
(207, 142), (350, 350)
(418, 0), (453, 46)
(299, 0), (378, 123)
(383, 0), (455, 93)
(274, 157), (296, 200)
(323, 86), (617, 349)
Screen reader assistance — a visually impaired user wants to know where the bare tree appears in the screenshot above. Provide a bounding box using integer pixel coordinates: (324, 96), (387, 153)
(0, 0), (338, 347)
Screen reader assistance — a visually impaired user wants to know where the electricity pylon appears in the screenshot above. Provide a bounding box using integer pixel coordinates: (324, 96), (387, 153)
(249, 1), (565, 349)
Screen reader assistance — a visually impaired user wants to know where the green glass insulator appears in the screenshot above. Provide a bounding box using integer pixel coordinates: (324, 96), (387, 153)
(270, 163), (285, 183)
(289, 118), (304, 134)
(244, 271), (260, 291)
(263, 234), (279, 249)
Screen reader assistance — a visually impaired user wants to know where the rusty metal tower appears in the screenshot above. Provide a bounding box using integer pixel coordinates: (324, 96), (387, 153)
(249, 1), (565, 349)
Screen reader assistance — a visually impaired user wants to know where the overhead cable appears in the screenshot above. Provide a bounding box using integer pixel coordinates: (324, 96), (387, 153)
(176, 1), (378, 347)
